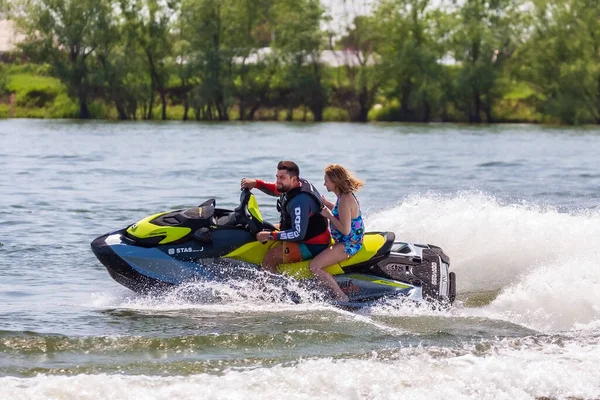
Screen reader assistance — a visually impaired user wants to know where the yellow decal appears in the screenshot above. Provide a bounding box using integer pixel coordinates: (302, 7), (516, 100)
(126, 212), (191, 244)
(224, 240), (278, 264)
(346, 274), (411, 288)
(225, 233), (388, 280)
(247, 194), (263, 222)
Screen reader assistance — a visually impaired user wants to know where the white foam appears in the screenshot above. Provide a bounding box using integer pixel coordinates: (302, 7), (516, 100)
(2, 339), (599, 400)
(366, 192), (600, 333)
(91, 276), (331, 314)
(482, 252), (600, 332)
(367, 192), (600, 290)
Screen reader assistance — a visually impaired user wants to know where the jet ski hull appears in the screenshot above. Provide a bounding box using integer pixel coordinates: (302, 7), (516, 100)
(91, 230), (455, 305)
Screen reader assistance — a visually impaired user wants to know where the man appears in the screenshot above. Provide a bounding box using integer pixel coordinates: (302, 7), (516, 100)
(241, 161), (331, 273)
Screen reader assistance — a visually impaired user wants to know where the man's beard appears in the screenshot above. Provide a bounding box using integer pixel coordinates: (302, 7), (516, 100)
(277, 182), (291, 192)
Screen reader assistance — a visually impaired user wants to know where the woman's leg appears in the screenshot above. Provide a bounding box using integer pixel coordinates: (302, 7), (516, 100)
(309, 244), (350, 301)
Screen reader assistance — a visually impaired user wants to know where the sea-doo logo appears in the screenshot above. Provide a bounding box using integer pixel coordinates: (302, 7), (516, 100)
(130, 223), (137, 231)
(280, 207), (301, 240)
(431, 262), (438, 284)
(280, 231), (300, 240)
(294, 207), (301, 232)
(168, 247), (203, 255)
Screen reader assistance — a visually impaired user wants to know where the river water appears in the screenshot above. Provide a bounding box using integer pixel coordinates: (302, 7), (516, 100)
(1, 119), (599, 399)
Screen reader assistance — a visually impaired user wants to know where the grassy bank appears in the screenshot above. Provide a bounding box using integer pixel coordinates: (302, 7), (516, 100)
(0, 62), (542, 123)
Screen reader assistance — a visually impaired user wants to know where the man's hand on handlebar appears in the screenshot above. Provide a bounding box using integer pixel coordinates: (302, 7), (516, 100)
(241, 178), (257, 190)
(256, 230), (271, 243)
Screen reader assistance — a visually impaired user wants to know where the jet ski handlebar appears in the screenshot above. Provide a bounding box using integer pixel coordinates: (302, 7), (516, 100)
(236, 189), (278, 234)
(232, 189), (260, 234)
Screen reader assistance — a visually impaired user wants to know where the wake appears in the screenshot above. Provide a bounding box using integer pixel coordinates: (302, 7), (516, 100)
(366, 191), (600, 332)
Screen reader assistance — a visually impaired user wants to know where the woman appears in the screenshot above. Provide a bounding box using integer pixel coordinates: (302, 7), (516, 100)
(309, 164), (364, 302)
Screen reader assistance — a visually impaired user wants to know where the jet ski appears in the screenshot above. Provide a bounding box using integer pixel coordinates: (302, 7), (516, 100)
(91, 190), (456, 306)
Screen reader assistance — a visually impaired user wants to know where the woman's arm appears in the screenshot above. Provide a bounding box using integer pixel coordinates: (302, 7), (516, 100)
(321, 195), (335, 210)
(324, 194), (352, 235)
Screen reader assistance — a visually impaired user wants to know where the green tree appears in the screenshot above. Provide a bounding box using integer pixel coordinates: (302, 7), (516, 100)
(1, 0), (10, 15)
(373, 0), (449, 122)
(180, 0), (237, 120)
(228, 0), (278, 121)
(86, 3), (135, 120)
(171, 35), (195, 120)
(15, 0), (116, 118)
(271, 0), (327, 121)
(450, 0), (524, 122)
(170, 0), (201, 121)
(94, 30), (151, 120)
(0, 0), (8, 97)
(515, 0), (600, 124)
(0, 64), (7, 98)
(333, 16), (383, 122)
(119, 0), (175, 120)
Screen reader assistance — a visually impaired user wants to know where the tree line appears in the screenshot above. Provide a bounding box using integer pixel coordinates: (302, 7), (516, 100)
(3, 0), (600, 124)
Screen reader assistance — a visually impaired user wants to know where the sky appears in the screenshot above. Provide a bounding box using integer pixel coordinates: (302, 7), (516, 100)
(320, 0), (376, 33)
(320, 0), (447, 34)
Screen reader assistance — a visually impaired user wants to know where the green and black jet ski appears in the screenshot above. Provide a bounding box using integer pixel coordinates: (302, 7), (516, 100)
(91, 190), (456, 306)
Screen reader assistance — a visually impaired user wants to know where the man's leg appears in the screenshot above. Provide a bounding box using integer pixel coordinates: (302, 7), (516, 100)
(263, 241), (319, 274)
(262, 244), (284, 273)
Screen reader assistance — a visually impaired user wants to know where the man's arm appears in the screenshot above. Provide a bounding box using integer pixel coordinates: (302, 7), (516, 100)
(241, 178), (280, 197)
(273, 195), (311, 241)
(255, 180), (280, 197)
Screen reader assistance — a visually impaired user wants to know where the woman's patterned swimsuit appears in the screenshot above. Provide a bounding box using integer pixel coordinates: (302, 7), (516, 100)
(330, 193), (365, 256)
